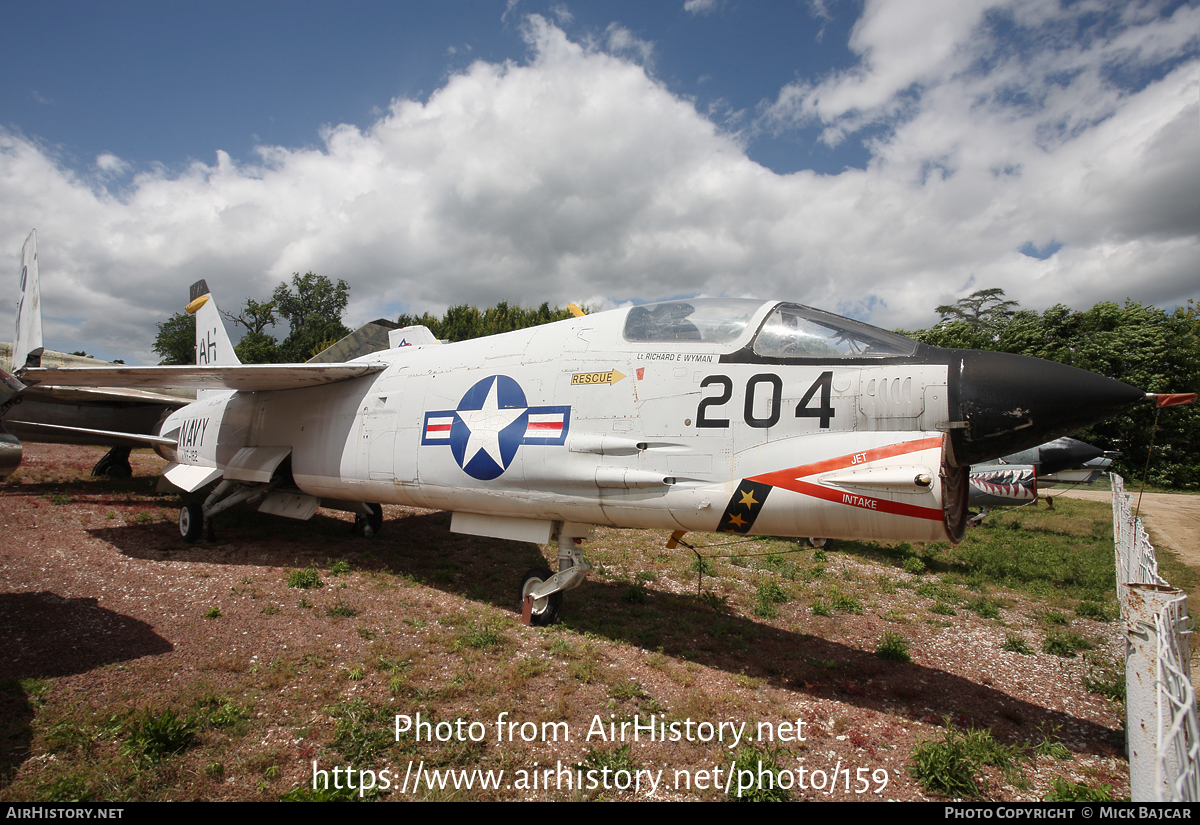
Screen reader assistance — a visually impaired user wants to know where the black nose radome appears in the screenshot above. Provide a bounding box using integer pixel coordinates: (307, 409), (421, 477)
(945, 350), (1144, 466)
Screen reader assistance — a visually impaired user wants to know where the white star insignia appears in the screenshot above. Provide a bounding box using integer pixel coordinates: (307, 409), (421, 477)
(458, 379), (525, 469)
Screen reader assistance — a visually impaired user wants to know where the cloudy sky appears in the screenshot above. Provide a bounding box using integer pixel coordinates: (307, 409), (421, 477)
(2, 0), (1197, 363)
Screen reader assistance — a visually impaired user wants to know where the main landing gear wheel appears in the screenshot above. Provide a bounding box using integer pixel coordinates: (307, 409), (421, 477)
(353, 503), (384, 537)
(179, 500), (204, 543)
(520, 567), (562, 627)
(92, 446), (132, 478)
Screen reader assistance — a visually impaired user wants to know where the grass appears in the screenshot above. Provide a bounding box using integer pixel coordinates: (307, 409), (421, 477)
(753, 580), (788, 617)
(622, 581), (648, 604)
(875, 631), (912, 663)
(122, 709), (198, 762)
(811, 585), (863, 617)
(909, 721), (1019, 798)
(325, 599), (358, 618)
(945, 504), (1117, 603)
(1042, 777), (1121, 802)
(327, 699), (393, 764)
(1042, 631), (1095, 658)
(1001, 634), (1034, 655)
(727, 743), (791, 802)
(287, 564), (322, 589)
(1075, 601), (1113, 621)
(453, 622), (504, 651)
(329, 558), (351, 577)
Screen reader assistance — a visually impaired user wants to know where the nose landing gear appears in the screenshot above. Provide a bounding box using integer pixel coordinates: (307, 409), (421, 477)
(519, 529), (593, 626)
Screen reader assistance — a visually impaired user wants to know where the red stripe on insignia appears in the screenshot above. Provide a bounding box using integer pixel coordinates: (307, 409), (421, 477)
(426, 424), (452, 433)
(527, 422), (562, 431)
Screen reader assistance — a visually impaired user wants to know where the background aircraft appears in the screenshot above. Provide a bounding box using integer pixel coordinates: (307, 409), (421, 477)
(20, 286), (1149, 624)
(1, 231), (191, 480)
(966, 436), (1116, 523)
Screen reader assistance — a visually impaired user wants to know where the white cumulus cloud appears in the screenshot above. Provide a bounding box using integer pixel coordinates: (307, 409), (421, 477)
(0, 8), (1195, 364)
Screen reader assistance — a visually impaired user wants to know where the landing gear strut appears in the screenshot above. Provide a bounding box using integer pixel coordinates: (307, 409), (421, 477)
(520, 528), (592, 626)
(177, 478), (279, 543)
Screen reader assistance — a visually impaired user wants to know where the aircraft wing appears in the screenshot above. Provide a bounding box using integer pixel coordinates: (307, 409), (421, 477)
(21, 363), (385, 392)
(25, 384), (191, 406)
(9, 420), (178, 449)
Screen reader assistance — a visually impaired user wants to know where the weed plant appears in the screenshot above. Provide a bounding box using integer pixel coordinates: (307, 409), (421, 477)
(454, 623), (504, 651)
(1042, 631), (1094, 657)
(287, 564), (322, 589)
(875, 631), (912, 663)
(909, 722), (1018, 798)
(726, 743), (791, 802)
(122, 709), (198, 762)
(1001, 635), (1034, 655)
(1042, 777), (1120, 802)
(622, 581), (648, 604)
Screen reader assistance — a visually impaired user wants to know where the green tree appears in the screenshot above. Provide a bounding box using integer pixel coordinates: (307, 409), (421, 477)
(396, 301), (582, 342)
(234, 331), (282, 364)
(224, 298), (282, 364)
(936, 288), (1018, 331)
(909, 295), (1200, 488)
(153, 312), (195, 365)
(272, 273), (351, 361)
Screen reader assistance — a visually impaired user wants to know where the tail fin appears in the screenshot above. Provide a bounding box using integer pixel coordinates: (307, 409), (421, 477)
(186, 279), (240, 367)
(13, 230), (44, 373)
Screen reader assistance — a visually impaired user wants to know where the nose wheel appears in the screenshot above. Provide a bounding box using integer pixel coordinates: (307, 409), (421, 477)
(520, 568), (562, 626)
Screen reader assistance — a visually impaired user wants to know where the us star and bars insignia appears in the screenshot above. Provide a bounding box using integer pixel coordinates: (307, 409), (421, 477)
(421, 375), (570, 481)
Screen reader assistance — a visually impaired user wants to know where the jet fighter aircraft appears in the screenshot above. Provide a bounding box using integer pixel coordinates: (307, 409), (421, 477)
(20, 287), (1150, 624)
(966, 436), (1116, 521)
(2, 231), (191, 481)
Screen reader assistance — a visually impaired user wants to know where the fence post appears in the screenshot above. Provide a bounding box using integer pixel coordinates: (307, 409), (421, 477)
(1123, 582), (1188, 801)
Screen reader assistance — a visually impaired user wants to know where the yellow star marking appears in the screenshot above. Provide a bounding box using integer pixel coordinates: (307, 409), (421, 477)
(726, 513), (747, 527)
(738, 489), (758, 508)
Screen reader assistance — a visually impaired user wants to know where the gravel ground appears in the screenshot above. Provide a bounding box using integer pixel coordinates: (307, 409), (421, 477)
(0, 444), (1129, 801)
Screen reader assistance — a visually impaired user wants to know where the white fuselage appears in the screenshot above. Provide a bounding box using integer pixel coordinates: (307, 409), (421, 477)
(160, 301), (960, 543)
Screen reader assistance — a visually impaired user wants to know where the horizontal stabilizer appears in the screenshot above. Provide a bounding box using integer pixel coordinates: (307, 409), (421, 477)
(21, 363), (385, 392)
(10, 420), (178, 448)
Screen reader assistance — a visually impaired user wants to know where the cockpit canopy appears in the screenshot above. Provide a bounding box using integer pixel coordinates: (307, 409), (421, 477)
(622, 299), (918, 358)
(622, 299), (764, 345)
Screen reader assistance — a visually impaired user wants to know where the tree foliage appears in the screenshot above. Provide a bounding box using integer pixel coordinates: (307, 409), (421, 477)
(153, 312), (195, 365)
(909, 294), (1200, 488)
(223, 298), (281, 363)
(234, 331), (282, 364)
(396, 301), (582, 342)
(272, 272), (351, 361)
(936, 288), (1018, 331)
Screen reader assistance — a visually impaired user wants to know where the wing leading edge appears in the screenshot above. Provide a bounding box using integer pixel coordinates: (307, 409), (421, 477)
(20, 363), (385, 392)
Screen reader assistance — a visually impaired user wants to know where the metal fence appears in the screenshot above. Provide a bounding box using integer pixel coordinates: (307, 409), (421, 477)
(1111, 474), (1198, 801)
